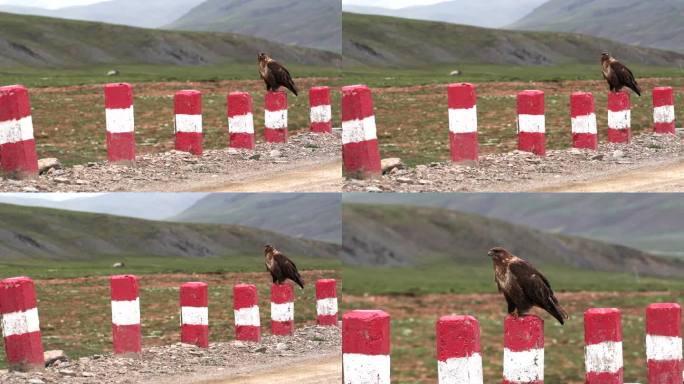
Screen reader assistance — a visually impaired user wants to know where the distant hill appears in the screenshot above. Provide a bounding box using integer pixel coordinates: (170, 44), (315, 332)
(0, 0), (204, 29)
(0, 194), (207, 221)
(0, 12), (340, 68)
(510, 0), (684, 54)
(342, 204), (684, 278)
(0, 203), (339, 260)
(344, 0), (547, 29)
(172, 194), (341, 244)
(167, 0), (341, 53)
(343, 194), (684, 258)
(342, 12), (684, 68)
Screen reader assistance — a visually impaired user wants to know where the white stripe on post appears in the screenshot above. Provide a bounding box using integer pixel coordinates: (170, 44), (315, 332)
(234, 306), (260, 327)
(341, 116), (377, 144)
(111, 298), (141, 326)
(1, 308), (40, 337)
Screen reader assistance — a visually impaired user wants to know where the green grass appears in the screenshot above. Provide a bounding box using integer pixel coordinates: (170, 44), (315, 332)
(0, 64), (341, 88)
(342, 263), (684, 296)
(0, 255), (340, 280)
(344, 64), (684, 88)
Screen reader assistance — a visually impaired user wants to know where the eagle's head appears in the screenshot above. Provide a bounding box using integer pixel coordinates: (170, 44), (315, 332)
(264, 244), (275, 255)
(601, 52), (611, 63)
(488, 247), (512, 262)
(258, 52), (269, 63)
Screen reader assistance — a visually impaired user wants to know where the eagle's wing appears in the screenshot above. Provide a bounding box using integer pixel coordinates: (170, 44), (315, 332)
(274, 253), (304, 288)
(267, 61), (298, 96)
(611, 61), (641, 96)
(510, 261), (567, 324)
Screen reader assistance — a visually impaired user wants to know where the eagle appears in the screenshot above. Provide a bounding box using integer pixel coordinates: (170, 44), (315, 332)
(264, 244), (304, 289)
(488, 247), (568, 325)
(601, 52), (641, 96)
(258, 53), (298, 96)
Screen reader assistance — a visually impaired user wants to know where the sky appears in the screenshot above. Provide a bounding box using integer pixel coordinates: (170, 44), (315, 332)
(0, 0), (104, 9)
(342, 0), (445, 9)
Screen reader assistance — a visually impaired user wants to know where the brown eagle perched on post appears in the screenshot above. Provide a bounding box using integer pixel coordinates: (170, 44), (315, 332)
(258, 53), (299, 96)
(489, 247), (568, 325)
(264, 244), (304, 289)
(601, 52), (641, 96)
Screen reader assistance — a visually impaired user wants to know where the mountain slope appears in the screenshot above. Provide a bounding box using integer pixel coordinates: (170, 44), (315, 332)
(0, 12), (340, 68)
(0, 0), (204, 29)
(342, 204), (684, 278)
(343, 194), (684, 257)
(167, 0), (341, 53)
(172, 194), (341, 244)
(342, 12), (684, 68)
(511, 0), (684, 54)
(344, 0), (547, 29)
(0, 203), (339, 260)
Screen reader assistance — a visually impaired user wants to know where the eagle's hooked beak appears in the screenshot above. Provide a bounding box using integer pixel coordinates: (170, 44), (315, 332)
(488, 250), (495, 258)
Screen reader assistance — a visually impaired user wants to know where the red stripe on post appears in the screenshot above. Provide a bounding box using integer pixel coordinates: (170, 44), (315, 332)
(436, 315), (480, 361)
(271, 283), (294, 336)
(608, 92), (631, 144)
(653, 87), (675, 134)
(233, 284), (260, 342)
(0, 85), (39, 179)
(448, 83), (479, 162)
(646, 303), (682, 383)
(342, 85), (381, 179)
(227, 92), (256, 150)
(0, 277), (44, 372)
(110, 275), (141, 355)
(264, 91), (288, 143)
(504, 315), (544, 351)
(342, 310), (390, 355)
(584, 308), (623, 384)
(309, 86), (332, 134)
(517, 90), (546, 156)
(174, 90), (203, 156)
(104, 83), (135, 163)
(315, 279), (338, 326)
(570, 92), (598, 150)
(180, 282), (208, 348)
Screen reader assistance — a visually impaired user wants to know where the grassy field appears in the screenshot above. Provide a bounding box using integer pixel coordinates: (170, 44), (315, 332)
(0, 256), (341, 369)
(0, 64), (341, 166)
(342, 263), (684, 383)
(343, 65), (684, 166)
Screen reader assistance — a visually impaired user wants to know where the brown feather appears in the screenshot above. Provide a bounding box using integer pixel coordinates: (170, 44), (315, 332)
(264, 245), (304, 289)
(489, 247), (568, 325)
(257, 53), (298, 96)
(601, 53), (641, 96)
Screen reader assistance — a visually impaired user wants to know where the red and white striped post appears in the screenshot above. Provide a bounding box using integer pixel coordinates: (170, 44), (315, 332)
(608, 92), (631, 143)
(180, 282), (208, 348)
(646, 303), (682, 383)
(228, 92), (256, 150)
(342, 85), (381, 179)
(174, 90), (203, 155)
(271, 283), (294, 336)
(0, 85), (38, 179)
(570, 92), (598, 150)
(517, 90), (546, 156)
(503, 315), (544, 384)
(310, 86), (333, 134)
(233, 284), (260, 342)
(104, 83), (135, 163)
(653, 87), (676, 134)
(315, 279), (338, 326)
(342, 310), (391, 384)
(584, 308), (623, 383)
(0, 277), (44, 372)
(437, 315), (483, 384)
(448, 83), (479, 162)
(264, 91), (288, 143)
(110, 275), (141, 355)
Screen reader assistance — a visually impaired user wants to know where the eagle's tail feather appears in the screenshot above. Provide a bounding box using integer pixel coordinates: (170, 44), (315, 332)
(293, 273), (304, 289)
(627, 81), (641, 97)
(549, 301), (568, 325)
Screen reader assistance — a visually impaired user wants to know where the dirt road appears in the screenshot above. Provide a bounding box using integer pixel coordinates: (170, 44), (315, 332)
(537, 159), (684, 192)
(194, 159), (342, 192)
(191, 353), (341, 384)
